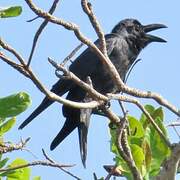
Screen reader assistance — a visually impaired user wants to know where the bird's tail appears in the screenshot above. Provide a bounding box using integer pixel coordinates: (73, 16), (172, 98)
(18, 97), (53, 129)
(19, 79), (73, 130)
(78, 107), (92, 168)
(50, 117), (77, 150)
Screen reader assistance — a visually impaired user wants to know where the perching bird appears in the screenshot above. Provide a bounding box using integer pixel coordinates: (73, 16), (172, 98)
(19, 19), (167, 167)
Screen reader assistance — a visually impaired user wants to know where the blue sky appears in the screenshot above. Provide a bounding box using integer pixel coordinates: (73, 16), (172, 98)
(0, 0), (180, 179)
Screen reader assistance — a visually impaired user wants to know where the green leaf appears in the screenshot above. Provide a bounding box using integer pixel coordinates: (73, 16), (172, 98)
(0, 117), (16, 136)
(0, 158), (9, 169)
(128, 116), (144, 138)
(152, 107), (164, 121)
(154, 117), (168, 137)
(6, 158), (30, 180)
(140, 104), (155, 128)
(109, 122), (119, 155)
(0, 92), (31, 118)
(0, 6), (22, 18)
(130, 144), (145, 172)
(33, 176), (41, 180)
(142, 139), (152, 173)
(149, 117), (171, 177)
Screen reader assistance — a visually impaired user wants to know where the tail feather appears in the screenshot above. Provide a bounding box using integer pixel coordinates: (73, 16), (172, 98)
(19, 79), (73, 129)
(50, 118), (77, 150)
(19, 97), (53, 129)
(78, 107), (92, 168)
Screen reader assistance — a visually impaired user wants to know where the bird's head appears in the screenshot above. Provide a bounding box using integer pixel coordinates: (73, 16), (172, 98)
(111, 19), (167, 51)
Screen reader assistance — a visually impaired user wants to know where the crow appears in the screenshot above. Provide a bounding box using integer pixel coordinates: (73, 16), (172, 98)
(19, 19), (167, 167)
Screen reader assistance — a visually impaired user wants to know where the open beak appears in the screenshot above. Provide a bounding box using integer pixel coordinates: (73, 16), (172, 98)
(143, 23), (167, 43)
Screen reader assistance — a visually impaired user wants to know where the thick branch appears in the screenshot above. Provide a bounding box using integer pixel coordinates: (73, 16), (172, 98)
(156, 143), (180, 180)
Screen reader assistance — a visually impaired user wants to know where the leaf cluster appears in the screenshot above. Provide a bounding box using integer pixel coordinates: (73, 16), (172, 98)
(110, 105), (171, 180)
(0, 92), (40, 180)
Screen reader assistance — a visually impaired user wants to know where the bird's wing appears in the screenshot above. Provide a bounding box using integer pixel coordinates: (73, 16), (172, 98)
(18, 34), (117, 129)
(69, 33), (118, 79)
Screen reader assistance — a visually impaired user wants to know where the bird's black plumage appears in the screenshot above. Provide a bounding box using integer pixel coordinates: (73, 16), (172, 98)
(19, 19), (167, 167)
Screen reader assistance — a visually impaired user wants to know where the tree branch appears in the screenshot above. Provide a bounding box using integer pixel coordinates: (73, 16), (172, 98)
(0, 138), (30, 154)
(117, 117), (143, 180)
(0, 149), (81, 180)
(81, 0), (107, 56)
(27, 0), (61, 66)
(156, 143), (180, 180)
(108, 93), (172, 148)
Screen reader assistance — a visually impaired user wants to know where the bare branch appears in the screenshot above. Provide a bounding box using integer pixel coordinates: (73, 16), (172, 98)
(27, 0), (61, 66)
(0, 161), (81, 179)
(0, 38), (26, 66)
(61, 43), (83, 66)
(156, 143), (180, 180)
(0, 53), (30, 78)
(81, 0), (107, 56)
(41, 149), (81, 180)
(27, 16), (39, 22)
(0, 138), (30, 154)
(102, 107), (121, 124)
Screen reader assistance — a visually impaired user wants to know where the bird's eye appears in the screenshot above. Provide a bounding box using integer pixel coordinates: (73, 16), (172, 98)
(135, 25), (140, 32)
(126, 26), (133, 33)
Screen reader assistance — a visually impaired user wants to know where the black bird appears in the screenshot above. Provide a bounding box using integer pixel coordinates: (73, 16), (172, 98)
(19, 19), (167, 167)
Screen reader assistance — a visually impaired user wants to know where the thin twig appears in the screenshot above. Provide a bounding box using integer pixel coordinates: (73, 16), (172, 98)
(0, 38), (26, 67)
(0, 53), (30, 78)
(0, 161), (81, 179)
(61, 43), (83, 66)
(81, 0), (107, 56)
(27, 16), (39, 22)
(42, 149), (54, 163)
(27, 0), (60, 66)
(41, 149), (81, 180)
(172, 126), (180, 139)
(0, 137), (30, 154)
(0, 148), (81, 179)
